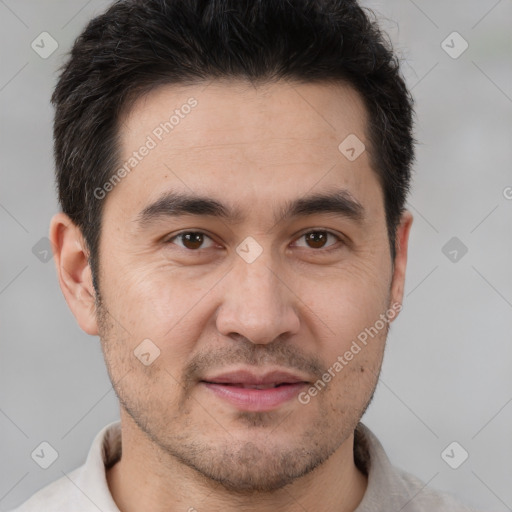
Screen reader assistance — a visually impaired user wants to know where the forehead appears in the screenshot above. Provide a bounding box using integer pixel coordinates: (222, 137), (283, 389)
(110, 79), (382, 224)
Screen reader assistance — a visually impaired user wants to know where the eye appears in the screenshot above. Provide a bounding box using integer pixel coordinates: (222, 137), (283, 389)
(165, 229), (344, 253)
(292, 230), (343, 251)
(166, 231), (217, 250)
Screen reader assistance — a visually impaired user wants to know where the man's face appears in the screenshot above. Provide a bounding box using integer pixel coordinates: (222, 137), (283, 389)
(94, 80), (407, 492)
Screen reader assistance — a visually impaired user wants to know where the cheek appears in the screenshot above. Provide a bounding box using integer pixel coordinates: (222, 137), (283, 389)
(303, 261), (391, 339)
(296, 265), (391, 399)
(99, 265), (226, 380)
(320, 320), (387, 411)
(102, 261), (215, 336)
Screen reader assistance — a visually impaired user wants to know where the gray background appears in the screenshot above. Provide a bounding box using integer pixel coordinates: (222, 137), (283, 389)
(1, 0), (511, 510)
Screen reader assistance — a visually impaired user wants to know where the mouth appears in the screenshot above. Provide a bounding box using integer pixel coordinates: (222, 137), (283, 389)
(211, 382), (296, 389)
(200, 369), (310, 411)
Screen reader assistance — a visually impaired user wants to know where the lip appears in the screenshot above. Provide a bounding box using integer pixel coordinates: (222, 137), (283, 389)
(203, 369), (309, 386)
(200, 369), (310, 412)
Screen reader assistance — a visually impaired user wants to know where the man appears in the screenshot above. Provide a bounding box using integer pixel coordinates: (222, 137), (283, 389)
(12, 0), (476, 510)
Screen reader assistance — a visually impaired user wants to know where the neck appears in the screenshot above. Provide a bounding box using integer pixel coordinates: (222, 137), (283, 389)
(106, 413), (367, 512)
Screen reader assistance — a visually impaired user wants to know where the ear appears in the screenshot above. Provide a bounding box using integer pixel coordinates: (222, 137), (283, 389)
(389, 210), (413, 320)
(50, 213), (99, 335)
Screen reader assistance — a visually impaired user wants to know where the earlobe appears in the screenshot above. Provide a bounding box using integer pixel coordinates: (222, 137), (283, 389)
(389, 210), (413, 318)
(50, 213), (99, 335)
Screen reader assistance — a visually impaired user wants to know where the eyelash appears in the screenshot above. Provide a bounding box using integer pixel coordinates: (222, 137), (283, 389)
(165, 229), (345, 254)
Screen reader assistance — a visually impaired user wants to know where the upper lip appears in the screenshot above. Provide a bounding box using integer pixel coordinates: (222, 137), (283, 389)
(201, 369), (310, 386)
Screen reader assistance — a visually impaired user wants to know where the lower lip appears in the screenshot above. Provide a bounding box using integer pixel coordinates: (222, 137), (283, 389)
(202, 382), (307, 411)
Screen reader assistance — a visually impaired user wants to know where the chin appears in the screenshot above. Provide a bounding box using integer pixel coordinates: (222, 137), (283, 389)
(169, 432), (335, 495)
(194, 450), (322, 494)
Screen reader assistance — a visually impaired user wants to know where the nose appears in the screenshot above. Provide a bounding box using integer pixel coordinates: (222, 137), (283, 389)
(215, 252), (301, 345)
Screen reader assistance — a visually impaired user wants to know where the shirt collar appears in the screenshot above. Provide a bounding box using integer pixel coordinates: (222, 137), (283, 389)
(353, 423), (420, 510)
(73, 420), (122, 512)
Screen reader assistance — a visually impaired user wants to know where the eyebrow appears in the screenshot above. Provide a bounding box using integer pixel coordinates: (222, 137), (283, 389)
(136, 188), (365, 227)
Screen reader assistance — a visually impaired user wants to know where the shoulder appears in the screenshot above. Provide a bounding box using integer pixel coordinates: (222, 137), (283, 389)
(8, 421), (121, 512)
(393, 466), (478, 511)
(7, 466), (83, 512)
(354, 423), (479, 512)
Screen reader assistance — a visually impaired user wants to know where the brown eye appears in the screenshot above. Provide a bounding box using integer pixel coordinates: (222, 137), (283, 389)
(305, 232), (328, 249)
(168, 231), (216, 250)
(294, 230), (341, 250)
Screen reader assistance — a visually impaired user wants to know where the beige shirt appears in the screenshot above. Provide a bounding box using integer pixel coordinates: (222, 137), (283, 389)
(10, 421), (477, 511)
